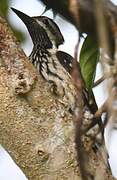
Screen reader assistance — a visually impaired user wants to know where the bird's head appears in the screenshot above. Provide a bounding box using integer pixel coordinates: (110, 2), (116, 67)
(11, 8), (64, 49)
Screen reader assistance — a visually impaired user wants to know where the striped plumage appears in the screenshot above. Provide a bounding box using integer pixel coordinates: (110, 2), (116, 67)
(11, 10), (105, 176)
(11, 8), (77, 111)
(11, 8), (100, 120)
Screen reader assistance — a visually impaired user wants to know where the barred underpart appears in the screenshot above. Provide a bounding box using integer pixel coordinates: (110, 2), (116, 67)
(29, 44), (77, 111)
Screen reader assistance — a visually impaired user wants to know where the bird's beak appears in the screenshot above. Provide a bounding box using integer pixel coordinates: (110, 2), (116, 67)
(11, 8), (54, 48)
(11, 8), (41, 45)
(11, 8), (34, 27)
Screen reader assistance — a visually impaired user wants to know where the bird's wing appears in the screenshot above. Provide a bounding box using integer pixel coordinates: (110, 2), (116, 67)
(56, 50), (99, 115)
(56, 51), (73, 74)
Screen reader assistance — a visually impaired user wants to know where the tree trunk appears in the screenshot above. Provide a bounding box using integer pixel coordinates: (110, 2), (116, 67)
(0, 16), (115, 180)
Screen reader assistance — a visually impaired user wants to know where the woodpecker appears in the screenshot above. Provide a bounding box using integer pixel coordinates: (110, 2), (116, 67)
(11, 8), (102, 130)
(11, 11), (105, 168)
(11, 8), (78, 112)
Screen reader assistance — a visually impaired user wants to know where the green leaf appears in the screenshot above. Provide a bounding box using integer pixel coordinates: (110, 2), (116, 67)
(79, 36), (99, 93)
(0, 0), (9, 17)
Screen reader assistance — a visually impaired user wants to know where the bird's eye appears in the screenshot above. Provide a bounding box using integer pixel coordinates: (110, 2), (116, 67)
(43, 19), (49, 25)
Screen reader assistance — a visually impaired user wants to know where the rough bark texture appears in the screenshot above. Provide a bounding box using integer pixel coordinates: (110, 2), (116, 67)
(0, 16), (115, 180)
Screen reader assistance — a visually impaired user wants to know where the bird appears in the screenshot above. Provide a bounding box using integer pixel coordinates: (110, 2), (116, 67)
(11, 8), (102, 133)
(11, 7), (78, 112)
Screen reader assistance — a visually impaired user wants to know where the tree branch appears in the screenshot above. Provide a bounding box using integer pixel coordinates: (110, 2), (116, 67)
(0, 16), (78, 179)
(0, 15), (114, 180)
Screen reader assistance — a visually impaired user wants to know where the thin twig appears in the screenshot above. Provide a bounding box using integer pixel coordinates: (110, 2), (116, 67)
(73, 40), (91, 180)
(93, 76), (105, 88)
(69, 1), (94, 179)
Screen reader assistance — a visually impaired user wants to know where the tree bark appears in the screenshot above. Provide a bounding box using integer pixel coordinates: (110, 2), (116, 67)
(0, 16), (115, 180)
